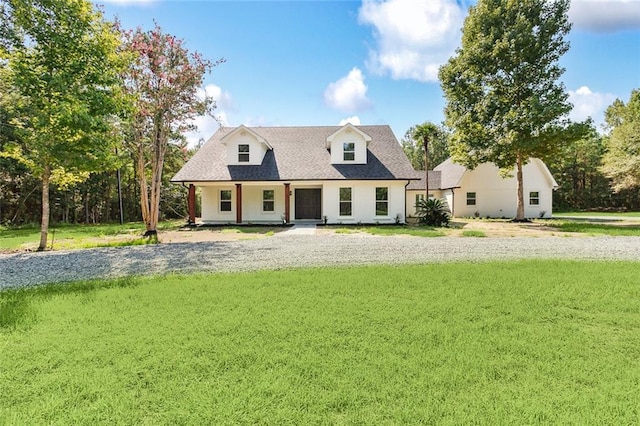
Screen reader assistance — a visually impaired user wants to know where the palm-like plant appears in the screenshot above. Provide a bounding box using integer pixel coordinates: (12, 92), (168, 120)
(416, 198), (450, 227)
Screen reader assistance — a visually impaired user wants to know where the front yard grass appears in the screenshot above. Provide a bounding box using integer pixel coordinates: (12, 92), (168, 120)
(554, 211), (640, 218)
(552, 221), (640, 236)
(0, 220), (182, 251)
(2, 261), (639, 424)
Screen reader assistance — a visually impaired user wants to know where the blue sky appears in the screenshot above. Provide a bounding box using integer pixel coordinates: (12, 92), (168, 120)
(97, 0), (640, 146)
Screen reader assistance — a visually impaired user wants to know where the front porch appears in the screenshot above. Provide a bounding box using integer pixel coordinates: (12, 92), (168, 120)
(188, 182), (324, 225)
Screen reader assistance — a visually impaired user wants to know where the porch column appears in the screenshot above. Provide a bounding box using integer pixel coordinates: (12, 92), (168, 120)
(284, 183), (290, 223)
(235, 183), (242, 224)
(187, 184), (196, 224)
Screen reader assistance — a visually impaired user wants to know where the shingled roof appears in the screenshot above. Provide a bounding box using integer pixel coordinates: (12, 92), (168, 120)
(433, 158), (467, 189)
(172, 125), (417, 182)
(406, 170), (442, 191)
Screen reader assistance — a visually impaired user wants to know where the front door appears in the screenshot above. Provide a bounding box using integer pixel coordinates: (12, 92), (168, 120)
(295, 189), (322, 220)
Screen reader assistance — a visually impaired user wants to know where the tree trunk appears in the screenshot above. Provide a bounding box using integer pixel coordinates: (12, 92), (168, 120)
(423, 135), (429, 199)
(38, 164), (51, 251)
(146, 122), (166, 235)
(515, 154), (525, 221)
(136, 144), (152, 234)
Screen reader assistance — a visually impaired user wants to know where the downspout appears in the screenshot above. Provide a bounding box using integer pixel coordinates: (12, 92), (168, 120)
(404, 180), (411, 224)
(451, 188), (455, 217)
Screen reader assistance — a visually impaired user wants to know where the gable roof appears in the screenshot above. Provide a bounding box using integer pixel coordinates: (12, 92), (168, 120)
(172, 125), (417, 182)
(433, 158), (467, 189)
(220, 124), (273, 150)
(431, 157), (559, 190)
(406, 170), (442, 191)
(325, 123), (372, 148)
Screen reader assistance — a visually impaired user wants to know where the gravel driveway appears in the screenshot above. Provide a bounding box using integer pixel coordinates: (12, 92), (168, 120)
(1, 233), (639, 290)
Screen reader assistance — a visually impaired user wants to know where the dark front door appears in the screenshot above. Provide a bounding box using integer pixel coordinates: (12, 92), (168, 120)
(295, 189), (322, 220)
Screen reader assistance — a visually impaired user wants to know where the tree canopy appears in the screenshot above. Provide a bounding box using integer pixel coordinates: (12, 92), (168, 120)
(439, 0), (586, 220)
(601, 89), (640, 192)
(1, 0), (129, 249)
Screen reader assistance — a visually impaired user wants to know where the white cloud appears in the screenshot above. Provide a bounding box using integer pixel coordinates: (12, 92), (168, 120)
(324, 67), (371, 113)
(570, 0), (640, 32)
(568, 86), (617, 126)
(358, 0), (465, 82)
(339, 116), (361, 126)
(185, 84), (232, 147)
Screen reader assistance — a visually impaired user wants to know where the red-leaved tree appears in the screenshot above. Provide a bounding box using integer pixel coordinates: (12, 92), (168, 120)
(121, 23), (224, 235)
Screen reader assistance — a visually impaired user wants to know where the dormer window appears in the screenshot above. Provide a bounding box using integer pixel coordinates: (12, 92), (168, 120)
(343, 142), (355, 161)
(238, 144), (250, 162)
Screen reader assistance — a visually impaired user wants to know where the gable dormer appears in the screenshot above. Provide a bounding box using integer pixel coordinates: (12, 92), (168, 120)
(221, 125), (272, 166)
(326, 123), (371, 165)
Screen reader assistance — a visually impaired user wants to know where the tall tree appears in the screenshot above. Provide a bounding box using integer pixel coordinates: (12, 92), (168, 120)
(1, 0), (128, 249)
(439, 0), (586, 220)
(601, 89), (640, 192)
(121, 24), (223, 235)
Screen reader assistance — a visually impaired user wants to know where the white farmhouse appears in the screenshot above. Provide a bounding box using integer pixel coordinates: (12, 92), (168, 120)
(172, 124), (417, 224)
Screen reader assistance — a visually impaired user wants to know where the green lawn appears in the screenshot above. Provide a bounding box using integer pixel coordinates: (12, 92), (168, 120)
(554, 211), (640, 218)
(2, 261), (639, 424)
(0, 220), (181, 251)
(552, 221), (640, 236)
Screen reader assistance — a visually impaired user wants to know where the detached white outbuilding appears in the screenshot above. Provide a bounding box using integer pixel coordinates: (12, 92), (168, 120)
(407, 158), (558, 219)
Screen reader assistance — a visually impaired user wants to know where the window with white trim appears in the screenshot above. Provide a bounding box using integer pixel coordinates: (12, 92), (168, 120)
(262, 189), (275, 212)
(376, 187), (388, 216)
(343, 142), (355, 161)
(220, 190), (232, 212)
(339, 187), (352, 216)
(466, 192), (476, 206)
(238, 144), (250, 162)
(529, 191), (540, 206)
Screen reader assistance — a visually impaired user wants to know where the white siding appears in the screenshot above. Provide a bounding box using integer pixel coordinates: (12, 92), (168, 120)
(201, 185), (236, 223)
(322, 180), (406, 224)
(452, 161), (555, 218)
(224, 134), (268, 166)
(200, 180), (409, 224)
(329, 132), (367, 164)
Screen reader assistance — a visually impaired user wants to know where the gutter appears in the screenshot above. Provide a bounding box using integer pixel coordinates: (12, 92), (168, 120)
(404, 179), (411, 223)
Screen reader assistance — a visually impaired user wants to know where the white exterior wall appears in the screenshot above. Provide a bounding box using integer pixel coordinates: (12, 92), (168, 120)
(322, 180), (407, 224)
(201, 185), (237, 224)
(405, 190), (443, 218)
(329, 133), (367, 164)
(201, 183), (286, 224)
(451, 161), (554, 218)
(200, 180), (408, 224)
(224, 134), (268, 166)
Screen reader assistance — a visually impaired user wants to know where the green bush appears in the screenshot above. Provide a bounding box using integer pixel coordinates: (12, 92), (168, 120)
(415, 198), (450, 227)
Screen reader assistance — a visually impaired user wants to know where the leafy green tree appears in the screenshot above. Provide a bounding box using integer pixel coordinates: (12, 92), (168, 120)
(548, 126), (611, 210)
(601, 89), (640, 192)
(439, 0), (587, 220)
(1, 0), (128, 249)
(120, 24), (223, 235)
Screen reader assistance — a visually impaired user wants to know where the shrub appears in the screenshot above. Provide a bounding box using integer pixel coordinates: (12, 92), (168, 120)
(415, 198), (450, 227)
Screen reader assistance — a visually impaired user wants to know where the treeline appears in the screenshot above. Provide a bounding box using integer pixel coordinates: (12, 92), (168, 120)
(402, 89), (640, 212)
(0, 143), (193, 225)
(1, 0), (220, 248)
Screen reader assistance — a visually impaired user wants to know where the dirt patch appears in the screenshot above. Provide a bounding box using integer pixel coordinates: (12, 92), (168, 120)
(449, 219), (573, 237)
(158, 227), (284, 243)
